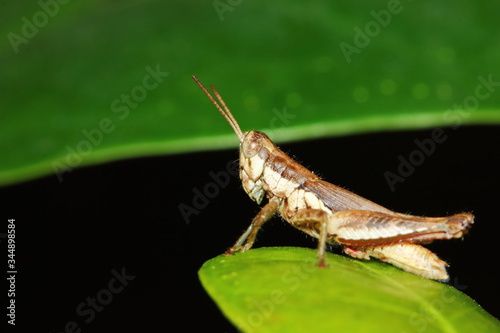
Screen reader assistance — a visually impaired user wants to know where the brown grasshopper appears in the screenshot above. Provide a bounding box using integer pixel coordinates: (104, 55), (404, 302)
(193, 76), (474, 281)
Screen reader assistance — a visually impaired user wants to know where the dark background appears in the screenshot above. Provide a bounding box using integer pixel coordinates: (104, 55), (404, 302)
(2, 125), (499, 332)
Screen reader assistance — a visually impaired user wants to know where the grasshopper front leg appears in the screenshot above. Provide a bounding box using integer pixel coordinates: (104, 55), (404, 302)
(225, 198), (281, 255)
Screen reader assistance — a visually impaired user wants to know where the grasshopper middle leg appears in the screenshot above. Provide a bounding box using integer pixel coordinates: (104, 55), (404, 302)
(289, 209), (330, 268)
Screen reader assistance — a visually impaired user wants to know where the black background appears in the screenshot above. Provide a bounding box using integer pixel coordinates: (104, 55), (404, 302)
(2, 125), (499, 332)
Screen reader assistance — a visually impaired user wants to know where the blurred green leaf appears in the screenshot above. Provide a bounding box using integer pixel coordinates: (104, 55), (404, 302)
(2, 1), (500, 185)
(199, 247), (500, 333)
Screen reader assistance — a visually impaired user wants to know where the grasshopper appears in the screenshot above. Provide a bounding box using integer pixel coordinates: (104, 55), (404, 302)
(193, 76), (474, 281)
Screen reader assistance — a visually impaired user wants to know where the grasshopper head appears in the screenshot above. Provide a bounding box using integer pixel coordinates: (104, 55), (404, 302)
(193, 76), (272, 203)
(239, 130), (275, 203)
(240, 131), (275, 203)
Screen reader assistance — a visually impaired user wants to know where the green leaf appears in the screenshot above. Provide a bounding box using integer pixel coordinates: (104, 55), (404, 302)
(199, 247), (500, 333)
(2, 1), (500, 185)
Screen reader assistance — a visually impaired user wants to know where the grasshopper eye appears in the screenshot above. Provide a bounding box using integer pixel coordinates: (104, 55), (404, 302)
(242, 131), (261, 158)
(242, 138), (259, 158)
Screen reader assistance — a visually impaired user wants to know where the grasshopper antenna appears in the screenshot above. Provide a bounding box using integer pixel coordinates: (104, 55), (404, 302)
(192, 75), (244, 142)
